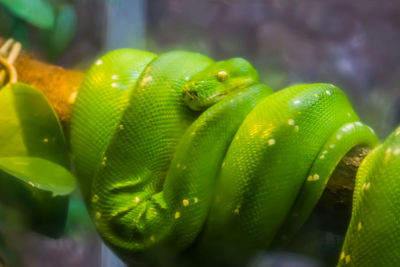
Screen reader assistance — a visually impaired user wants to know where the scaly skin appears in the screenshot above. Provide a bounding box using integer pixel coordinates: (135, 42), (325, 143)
(71, 49), (381, 264)
(338, 126), (400, 266)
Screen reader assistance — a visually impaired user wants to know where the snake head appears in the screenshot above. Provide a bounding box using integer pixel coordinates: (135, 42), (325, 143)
(182, 57), (259, 111)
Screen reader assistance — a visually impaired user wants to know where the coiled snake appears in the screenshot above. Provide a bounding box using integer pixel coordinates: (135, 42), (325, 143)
(70, 49), (400, 266)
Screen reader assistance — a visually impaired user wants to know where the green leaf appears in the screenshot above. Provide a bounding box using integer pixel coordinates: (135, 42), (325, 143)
(10, 19), (30, 49)
(44, 5), (76, 59)
(0, 157), (76, 196)
(0, 83), (72, 237)
(0, 83), (69, 166)
(0, 0), (54, 29)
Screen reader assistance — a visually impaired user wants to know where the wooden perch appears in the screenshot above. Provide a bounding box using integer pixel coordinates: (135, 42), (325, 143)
(1, 39), (368, 237)
(14, 52), (85, 124)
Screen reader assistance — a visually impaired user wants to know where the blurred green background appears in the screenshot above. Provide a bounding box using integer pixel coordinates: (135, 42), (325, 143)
(0, 0), (399, 266)
(1, 0), (399, 138)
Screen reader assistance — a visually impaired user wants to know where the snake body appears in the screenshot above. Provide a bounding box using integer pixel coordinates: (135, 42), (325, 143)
(70, 49), (394, 265)
(338, 126), (400, 266)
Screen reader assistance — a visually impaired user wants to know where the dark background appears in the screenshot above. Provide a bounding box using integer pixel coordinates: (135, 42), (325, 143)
(1, 0), (399, 266)
(62, 0), (400, 138)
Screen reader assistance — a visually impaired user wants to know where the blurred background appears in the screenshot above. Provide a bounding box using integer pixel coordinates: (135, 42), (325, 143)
(1, 0), (399, 137)
(0, 0), (399, 266)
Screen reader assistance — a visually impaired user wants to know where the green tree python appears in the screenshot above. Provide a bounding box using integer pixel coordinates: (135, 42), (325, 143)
(70, 49), (400, 265)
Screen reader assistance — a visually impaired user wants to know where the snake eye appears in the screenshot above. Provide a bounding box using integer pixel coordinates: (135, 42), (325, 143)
(217, 71), (228, 82)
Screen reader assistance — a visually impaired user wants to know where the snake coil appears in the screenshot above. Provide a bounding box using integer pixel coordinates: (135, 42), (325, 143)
(70, 49), (400, 266)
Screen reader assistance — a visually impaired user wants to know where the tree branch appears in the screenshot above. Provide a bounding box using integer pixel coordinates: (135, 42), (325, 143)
(10, 44), (85, 124)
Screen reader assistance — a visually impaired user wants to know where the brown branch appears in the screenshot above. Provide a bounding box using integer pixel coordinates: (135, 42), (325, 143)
(3, 40), (368, 238)
(11, 47), (85, 124)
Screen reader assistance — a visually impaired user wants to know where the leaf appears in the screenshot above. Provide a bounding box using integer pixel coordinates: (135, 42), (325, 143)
(0, 0), (54, 29)
(0, 157), (76, 196)
(10, 19), (30, 49)
(0, 83), (69, 166)
(0, 83), (72, 237)
(44, 5), (76, 59)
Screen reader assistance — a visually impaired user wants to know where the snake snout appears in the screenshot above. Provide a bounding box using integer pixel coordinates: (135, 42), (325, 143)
(182, 89), (198, 100)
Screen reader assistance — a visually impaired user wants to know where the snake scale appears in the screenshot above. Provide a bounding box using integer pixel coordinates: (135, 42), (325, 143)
(70, 49), (400, 266)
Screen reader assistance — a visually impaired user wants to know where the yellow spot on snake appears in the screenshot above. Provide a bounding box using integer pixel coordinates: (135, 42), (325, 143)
(396, 129), (400, 136)
(140, 76), (153, 87)
(95, 59), (103, 65)
(250, 124), (263, 136)
(268, 139), (276, 146)
(183, 199), (189, 207)
(337, 134), (342, 140)
(150, 235), (155, 242)
(111, 82), (118, 88)
(365, 182), (371, 190)
(307, 174), (320, 181)
(330, 144), (335, 149)
(347, 113), (351, 117)
(362, 182), (371, 191)
(119, 124), (124, 130)
(345, 255), (351, 264)
(194, 197), (198, 203)
(358, 221), (362, 231)
(101, 157), (107, 166)
(28, 181), (35, 187)
(135, 197), (140, 203)
(175, 211), (181, 219)
(43, 138), (49, 143)
(260, 124), (276, 139)
(95, 212), (101, 219)
(294, 125), (299, 132)
(68, 91), (78, 104)
(326, 90), (331, 95)
(92, 194), (99, 203)
(288, 119), (295, 125)
(340, 252), (345, 260)
(294, 99), (301, 104)
(234, 205), (240, 215)
(394, 148), (400, 156)
(320, 155), (325, 159)
(111, 74), (118, 80)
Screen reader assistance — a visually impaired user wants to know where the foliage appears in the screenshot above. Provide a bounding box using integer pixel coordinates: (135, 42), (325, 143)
(0, 0), (77, 60)
(0, 83), (76, 237)
(0, 0), (54, 29)
(43, 5), (76, 60)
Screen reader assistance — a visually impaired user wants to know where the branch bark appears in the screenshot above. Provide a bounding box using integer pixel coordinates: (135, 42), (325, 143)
(3, 40), (368, 237)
